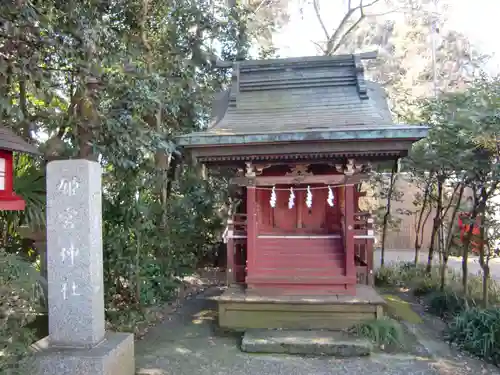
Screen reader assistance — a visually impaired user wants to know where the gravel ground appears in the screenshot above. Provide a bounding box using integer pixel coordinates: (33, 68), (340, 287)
(135, 287), (500, 375)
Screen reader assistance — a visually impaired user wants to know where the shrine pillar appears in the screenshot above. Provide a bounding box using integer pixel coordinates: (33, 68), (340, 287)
(344, 184), (356, 283)
(246, 185), (257, 277)
(225, 219), (235, 285)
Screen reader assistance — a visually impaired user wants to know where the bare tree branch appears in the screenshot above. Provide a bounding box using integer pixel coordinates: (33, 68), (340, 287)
(313, 0), (331, 42)
(254, 0), (270, 13)
(331, 13), (366, 54)
(311, 39), (326, 54)
(314, 0), (383, 56)
(325, 6), (356, 55)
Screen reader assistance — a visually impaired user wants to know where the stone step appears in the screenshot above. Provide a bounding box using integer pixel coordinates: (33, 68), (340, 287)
(241, 329), (372, 357)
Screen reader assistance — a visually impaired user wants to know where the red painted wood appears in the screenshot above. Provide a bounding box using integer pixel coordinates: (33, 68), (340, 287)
(240, 173), (367, 186)
(255, 255), (344, 267)
(247, 283), (356, 296)
(247, 236), (350, 292)
(297, 189), (326, 232)
(233, 244), (245, 283)
(226, 237), (235, 285)
(0, 198), (25, 210)
(344, 185), (356, 282)
(257, 186), (341, 235)
(0, 151), (25, 211)
(0, 150), (14, 195)
(246, 186), (257, 272)
(250, 268), (346, 278)
(244, 172), (360, 296)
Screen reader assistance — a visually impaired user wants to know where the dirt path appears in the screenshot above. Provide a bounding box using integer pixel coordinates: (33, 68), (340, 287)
(135, 287), (500, 375)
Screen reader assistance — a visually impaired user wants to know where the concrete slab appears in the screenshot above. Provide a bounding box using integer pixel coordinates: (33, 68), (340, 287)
(241, 330), (372, 357)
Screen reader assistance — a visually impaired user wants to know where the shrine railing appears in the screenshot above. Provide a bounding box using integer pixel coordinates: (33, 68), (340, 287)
(352, 211), (375, 285)
(223, 211), (375, 285)
(223, 213), (247, 243)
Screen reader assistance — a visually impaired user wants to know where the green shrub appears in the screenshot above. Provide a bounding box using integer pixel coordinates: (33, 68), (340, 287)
(350, 317), (404, 348)
(374, 261), (500, 322)
(374, 262), (428, 288)
(374, 264), (408, 287)
(412, 276), (442, 296)
(0, 249), (40, 375)
(425, 290), (476, 320)
(445, 307), (500, 364)
(465, 273), (500, 305)
(399, 261), (419, 272)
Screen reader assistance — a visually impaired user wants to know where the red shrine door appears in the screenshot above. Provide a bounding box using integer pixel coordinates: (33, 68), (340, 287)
(246, 185), (349, 295)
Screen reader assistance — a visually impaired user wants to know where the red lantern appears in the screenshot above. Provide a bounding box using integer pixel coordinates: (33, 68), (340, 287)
(0, 126), (40, 211)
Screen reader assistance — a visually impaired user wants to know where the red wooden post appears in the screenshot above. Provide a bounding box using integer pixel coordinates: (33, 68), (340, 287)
(366, 215), (375, 285)
(246, 186), (257, 281)
(226, 219), (235, 285)
(344, 185), (355, 284)
(0, 150), (25, 210)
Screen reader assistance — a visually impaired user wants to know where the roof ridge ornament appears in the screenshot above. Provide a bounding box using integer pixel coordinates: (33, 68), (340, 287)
(353, 55), (368, 100)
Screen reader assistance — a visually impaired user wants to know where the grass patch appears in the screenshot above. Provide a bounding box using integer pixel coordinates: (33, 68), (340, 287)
(349, 317), (404, 349)
(382, 294), (423, 324)
(445, 307), (500, 365)
(375, 262), (500, 308)
(375, 261), (500, 363)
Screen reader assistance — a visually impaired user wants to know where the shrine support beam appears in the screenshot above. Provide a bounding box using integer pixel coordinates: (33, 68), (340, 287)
(225, 219), (235, 285)
(246, 186), (257, 280)
(344, 185), (356, 283)
(230, 173), (367, 187)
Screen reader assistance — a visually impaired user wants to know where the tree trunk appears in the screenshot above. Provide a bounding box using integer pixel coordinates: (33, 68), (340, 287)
(427, 178), (443, 272)
(477, 186), (490, 307)
(380, 160), (398, 267)
(445, 183), (465, 252)
(414, 180), (431, 265)
(482, 262), (490, 308)
(462, 208), (478, 296)
(439, 183), (465, 291)
(440, 254), (448, 291)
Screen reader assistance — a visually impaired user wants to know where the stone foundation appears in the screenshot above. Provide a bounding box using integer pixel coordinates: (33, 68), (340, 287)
(241, 330), (372, 357)
(33, 332), (135, 375)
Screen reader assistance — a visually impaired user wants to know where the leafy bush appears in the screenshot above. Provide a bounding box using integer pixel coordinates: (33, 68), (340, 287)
(412, 275), (442, 296)
(425, 290), (476, 320)
(350, 317), (404, 348)
(445, 307), (500, 364)
(0, 249), (40, 375)
(374, 264), (407, 287)
(374, 262), (428, 288)
(102, 169), (225, 330)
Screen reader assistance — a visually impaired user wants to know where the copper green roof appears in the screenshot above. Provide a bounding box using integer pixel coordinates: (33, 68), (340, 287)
(177, 53), (428, 147)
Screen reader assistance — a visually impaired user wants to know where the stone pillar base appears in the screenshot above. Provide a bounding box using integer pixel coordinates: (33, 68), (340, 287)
(33, 332), (134, 375)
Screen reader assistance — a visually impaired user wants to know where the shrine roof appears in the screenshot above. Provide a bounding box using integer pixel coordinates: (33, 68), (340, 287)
(177, 53), (428, 149)
(0, 126), (40, 154)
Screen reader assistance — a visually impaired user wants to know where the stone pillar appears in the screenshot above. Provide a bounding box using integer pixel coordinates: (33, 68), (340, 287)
(33, 159), (135, 375)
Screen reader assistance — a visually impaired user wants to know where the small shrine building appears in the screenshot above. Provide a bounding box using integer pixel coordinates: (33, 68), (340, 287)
(177, 53), (428, 331)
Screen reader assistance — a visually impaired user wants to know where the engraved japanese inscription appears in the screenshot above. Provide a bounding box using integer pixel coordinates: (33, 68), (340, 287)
(46, 159), (106, 348)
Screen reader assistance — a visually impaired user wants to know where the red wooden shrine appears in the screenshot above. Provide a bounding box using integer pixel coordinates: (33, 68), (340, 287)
(178, 53), (428, 303)
(0, 126), (40, 210)
(223, 163), (377, 295)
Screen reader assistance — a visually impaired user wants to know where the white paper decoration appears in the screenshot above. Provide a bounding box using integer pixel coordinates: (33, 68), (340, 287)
(288, 187), (295, 209)
(306, 186), (313, 208)
(327, 186), (335, 207)
(270, 186), (277, 208)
